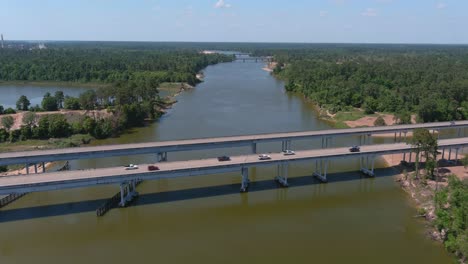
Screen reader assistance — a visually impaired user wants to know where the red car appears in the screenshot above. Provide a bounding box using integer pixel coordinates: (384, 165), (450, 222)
(148, 165), (160, 171)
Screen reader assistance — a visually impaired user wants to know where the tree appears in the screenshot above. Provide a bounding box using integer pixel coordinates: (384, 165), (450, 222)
(1, 116), (14, 132)
(0, 105), (3, 115)
(22, 112), (37, 127)
(4, 108), (16, 114)
(63, 96), (81, 110)
(55, 91), (64, 109)
(410, 128), (438, 179)
(79, 90), (97, 110)
(16, 95), (31, 111)
(394, 110), (412, 124)
(374, 116), (386, 126)
(41, 93), (58, 111)
(48, 114), (70, 138)
(462, 155), (468, 170)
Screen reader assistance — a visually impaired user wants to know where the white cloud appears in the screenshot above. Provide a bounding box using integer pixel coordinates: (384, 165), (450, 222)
(319, 11), (328, 17)
(214, 0), (231, 8)
(361, 8), (378, 17)
(436, 2), (447, 9)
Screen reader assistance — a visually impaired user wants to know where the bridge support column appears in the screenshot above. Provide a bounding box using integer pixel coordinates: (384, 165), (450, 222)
(321, 137), (331, 148)
(251, 142), (257, 154)
(403, 152), (406, 163)
(34, 164), (38, 174)
(157, 152), (168, 162)
(404, 131), (408, 142)
(281, 140), (291, 151)
(360, 155), (376, 177)
(448, 148), (452, 161)
(409, 152), (412, 163)
(275, 162), (289, 187)
(441, 148), (445, 160)
(25, 164), (29, 175)
(42, 162), (45, 173)
(455, 148), (459, 162)
(313, 159), (328, 183)
(240, 167), (249, 193)
(119, 181), (139, 207)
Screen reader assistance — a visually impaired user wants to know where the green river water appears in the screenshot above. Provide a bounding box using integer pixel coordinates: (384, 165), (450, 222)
(0, 60), (452, 263)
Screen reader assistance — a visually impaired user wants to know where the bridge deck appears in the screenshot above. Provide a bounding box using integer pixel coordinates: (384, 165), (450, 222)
(0, 137), (466, 195)
(0, 121), (467, 166)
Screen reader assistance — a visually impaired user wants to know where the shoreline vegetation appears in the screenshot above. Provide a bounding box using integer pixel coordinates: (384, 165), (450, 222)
(261, 49), (467, 261)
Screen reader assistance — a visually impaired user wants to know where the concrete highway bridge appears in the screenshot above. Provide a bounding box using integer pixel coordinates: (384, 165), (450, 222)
(0, 138), (466, 207)
(0, 121), (467, 210)
(0, 121), (466, 169)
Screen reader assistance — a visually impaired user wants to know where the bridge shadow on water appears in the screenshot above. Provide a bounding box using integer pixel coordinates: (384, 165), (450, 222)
(0, 168), (396, 223)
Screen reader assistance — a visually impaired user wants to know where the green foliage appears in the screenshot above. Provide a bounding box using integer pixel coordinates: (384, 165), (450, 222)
(63, 96), (81, 110)
(394, 110), (412, 124)
(1, 116), (14, 132)
(0, 166), (6, 173)
(434, 175), (468, 259)
(16, 95), (30, 111)
(0, 47), (232, 85)
(41, 93), (58, 111)
(0, 105), (3, 115)
(374, 116), (387, 126)
(411, 128), (438, 179)
(4, 108), (16, 114)
(270, 46), (468, 121)
(79, 90), (97, 110)
(55, 91), (65, 109)
(22, 112), (37, 127)
(48, 114), (71, 138)
(462, 155), (468, 169)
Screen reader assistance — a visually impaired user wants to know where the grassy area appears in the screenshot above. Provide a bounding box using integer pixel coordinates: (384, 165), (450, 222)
(158, 82), (192, 97)
(327, 109), (370, 128)
(0, 134), (93, 153)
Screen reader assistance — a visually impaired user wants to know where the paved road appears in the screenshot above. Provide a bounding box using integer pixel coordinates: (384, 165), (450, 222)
(0, 137), (466, 195)
(0, 121), (467, 166)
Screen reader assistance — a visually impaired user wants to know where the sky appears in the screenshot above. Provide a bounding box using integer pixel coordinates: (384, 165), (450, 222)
(0, 0), (467, 44)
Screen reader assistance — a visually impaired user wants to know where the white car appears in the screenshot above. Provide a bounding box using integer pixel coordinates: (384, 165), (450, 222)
(258, 154), (271, 160)
(283, 150), (295, 155)
(124, 164), (139, 170)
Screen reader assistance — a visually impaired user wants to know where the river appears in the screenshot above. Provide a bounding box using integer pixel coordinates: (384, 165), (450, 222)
(0, 60), (452, 263)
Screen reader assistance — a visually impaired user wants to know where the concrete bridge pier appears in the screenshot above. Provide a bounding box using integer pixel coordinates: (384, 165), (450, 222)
(240, 167), (249, 193)
(119, 181), (139, 207)
(448, 148), (452, 162)
(251, 142), (257, 153)
(321, 136), (332, 148)
(281, 140), (292, 151)
(157, 152), (168, 162)
(275, 162), (289, 187)
(360, 155), (375, 177)
(25, 164), (29, 174)
(313, 159), (328, 183)
(34, 164), (38, 174)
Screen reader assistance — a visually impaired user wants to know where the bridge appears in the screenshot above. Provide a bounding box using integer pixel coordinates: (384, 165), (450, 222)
(0, 137), (467, 206)
(0, 121), (467, 210)
(235, 56), (273, 62)
(0, 121), (466, 169)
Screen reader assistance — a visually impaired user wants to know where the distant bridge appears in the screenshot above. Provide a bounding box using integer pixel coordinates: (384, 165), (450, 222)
(235, 56), (273, 62)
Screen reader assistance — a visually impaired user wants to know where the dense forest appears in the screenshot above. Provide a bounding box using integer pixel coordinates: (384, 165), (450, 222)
(0, 47), (232, 85)
(259, 45), (468, 122)
(0, 43), (233, 142)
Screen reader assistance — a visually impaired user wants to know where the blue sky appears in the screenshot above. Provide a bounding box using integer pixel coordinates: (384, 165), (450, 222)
(0, 0), (467, 44)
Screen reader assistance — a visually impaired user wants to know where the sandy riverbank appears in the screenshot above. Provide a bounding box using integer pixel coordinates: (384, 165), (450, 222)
(262, 62), (277, 72)
(0, 162), (55, 176)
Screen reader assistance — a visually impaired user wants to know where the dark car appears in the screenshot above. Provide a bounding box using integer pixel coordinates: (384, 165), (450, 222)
(349, 146), (360, 152)
(217, 156), (231, 161)
(148, 165), (160, 171)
